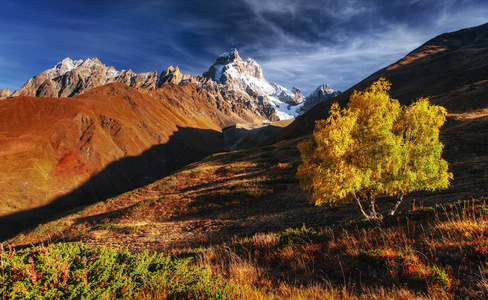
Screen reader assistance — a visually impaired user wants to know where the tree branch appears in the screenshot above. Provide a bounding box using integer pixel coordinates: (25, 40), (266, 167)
(353, 193), (371, 219)
(368, 193), (383, 218)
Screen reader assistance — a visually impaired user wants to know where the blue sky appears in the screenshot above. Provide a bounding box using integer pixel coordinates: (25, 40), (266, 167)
(1, 0), (488, 95)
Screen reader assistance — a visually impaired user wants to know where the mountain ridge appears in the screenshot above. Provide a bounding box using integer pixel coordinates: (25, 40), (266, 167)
(12, 57), (159, 98)
(7, 49), (338, 121)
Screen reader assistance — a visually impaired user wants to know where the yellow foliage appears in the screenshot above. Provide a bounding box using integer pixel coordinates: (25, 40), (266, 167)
(297, 79), (452, 215)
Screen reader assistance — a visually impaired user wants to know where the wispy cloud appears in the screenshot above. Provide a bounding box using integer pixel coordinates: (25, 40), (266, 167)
(257, 24), (424, 93)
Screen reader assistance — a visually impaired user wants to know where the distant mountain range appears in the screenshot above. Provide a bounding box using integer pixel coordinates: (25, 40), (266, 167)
(11, 57), (159, 97)
(4, 49), (339, 121)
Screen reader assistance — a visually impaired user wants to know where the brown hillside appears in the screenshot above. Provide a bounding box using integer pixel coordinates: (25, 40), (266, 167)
(0, 82), (262, 238)
(269, 22), (488, 143)
(8, 105), (488, 251)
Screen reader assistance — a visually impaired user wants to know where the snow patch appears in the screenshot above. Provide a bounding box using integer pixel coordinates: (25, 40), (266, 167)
(220, 48), (238, 59)
(213, 65), (224, 82)
(268, 96), (304, 120)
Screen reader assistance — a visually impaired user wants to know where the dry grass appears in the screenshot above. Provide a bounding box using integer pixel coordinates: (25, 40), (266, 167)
(187, 200), (488, 299)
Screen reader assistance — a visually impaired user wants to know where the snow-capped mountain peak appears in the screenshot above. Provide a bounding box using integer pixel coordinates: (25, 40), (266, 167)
(311, 84), (335, 96)
(296, 84), (340, 115)
(216, 48), (241, 65)
(49, 57), (84, 77)
(202, 49), (304, 120)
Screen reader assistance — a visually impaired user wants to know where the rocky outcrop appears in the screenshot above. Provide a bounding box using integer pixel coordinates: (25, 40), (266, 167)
(12, 58), (159, 98)
(203, 49), (265, 83)
(157, 66), (195, 87)
(0, 89), (10, 100)
(276, 87), (304, 105)
(298, 84), (340, 114)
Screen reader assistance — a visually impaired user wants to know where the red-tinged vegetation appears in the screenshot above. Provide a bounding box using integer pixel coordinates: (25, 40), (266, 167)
(54, 151), (90, 177)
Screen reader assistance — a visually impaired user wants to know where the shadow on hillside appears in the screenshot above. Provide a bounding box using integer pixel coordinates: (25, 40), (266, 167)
(223, 123), (287, 150)
(0, 126), (228, 242)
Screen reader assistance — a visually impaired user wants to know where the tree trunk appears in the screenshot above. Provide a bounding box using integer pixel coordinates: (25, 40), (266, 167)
(389, 193), (404, 216)
(368, 193), (383, 218)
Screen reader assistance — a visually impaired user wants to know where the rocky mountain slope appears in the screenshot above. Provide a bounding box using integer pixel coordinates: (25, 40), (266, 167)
(297, 84), (340, 114)
(12, 58), (159, 97)
(200, 49), (307, 120)
(157, 66), (196, 87)
(0, 88), (10, 99)
(268, 22), (488, 143)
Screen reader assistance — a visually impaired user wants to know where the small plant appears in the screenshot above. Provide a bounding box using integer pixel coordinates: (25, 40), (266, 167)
(280, 224), (318, 245)
(359, 249), (453, 289)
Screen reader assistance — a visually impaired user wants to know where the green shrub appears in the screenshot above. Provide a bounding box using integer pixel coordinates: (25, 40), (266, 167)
(0, 242), (239, 299)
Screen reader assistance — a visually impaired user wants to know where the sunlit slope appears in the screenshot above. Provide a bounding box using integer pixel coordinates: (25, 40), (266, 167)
(0, 82), (258, 216)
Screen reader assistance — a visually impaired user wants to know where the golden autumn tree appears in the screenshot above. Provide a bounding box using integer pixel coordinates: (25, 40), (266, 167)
(297, 79), (452, 219)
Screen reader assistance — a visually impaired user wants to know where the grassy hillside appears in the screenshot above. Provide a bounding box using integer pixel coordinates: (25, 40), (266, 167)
(2, 200), (487, 299)
(0, 82), (261, 221)
(8, 106), (488, 250)
(3, 23), (488, 300)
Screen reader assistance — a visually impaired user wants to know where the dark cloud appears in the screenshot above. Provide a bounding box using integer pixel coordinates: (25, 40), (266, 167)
(1, 0), (488, 94)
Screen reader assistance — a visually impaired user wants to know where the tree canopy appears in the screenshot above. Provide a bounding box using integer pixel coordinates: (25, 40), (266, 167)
(297, 79), (452, 219)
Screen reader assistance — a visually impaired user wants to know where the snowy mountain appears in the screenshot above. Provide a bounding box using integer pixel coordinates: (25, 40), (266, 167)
(202, 49), (305, 120)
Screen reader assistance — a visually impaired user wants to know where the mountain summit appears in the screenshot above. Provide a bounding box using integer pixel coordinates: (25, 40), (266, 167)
(203, 48), (265, 82)
(201, 48), (311, 120)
